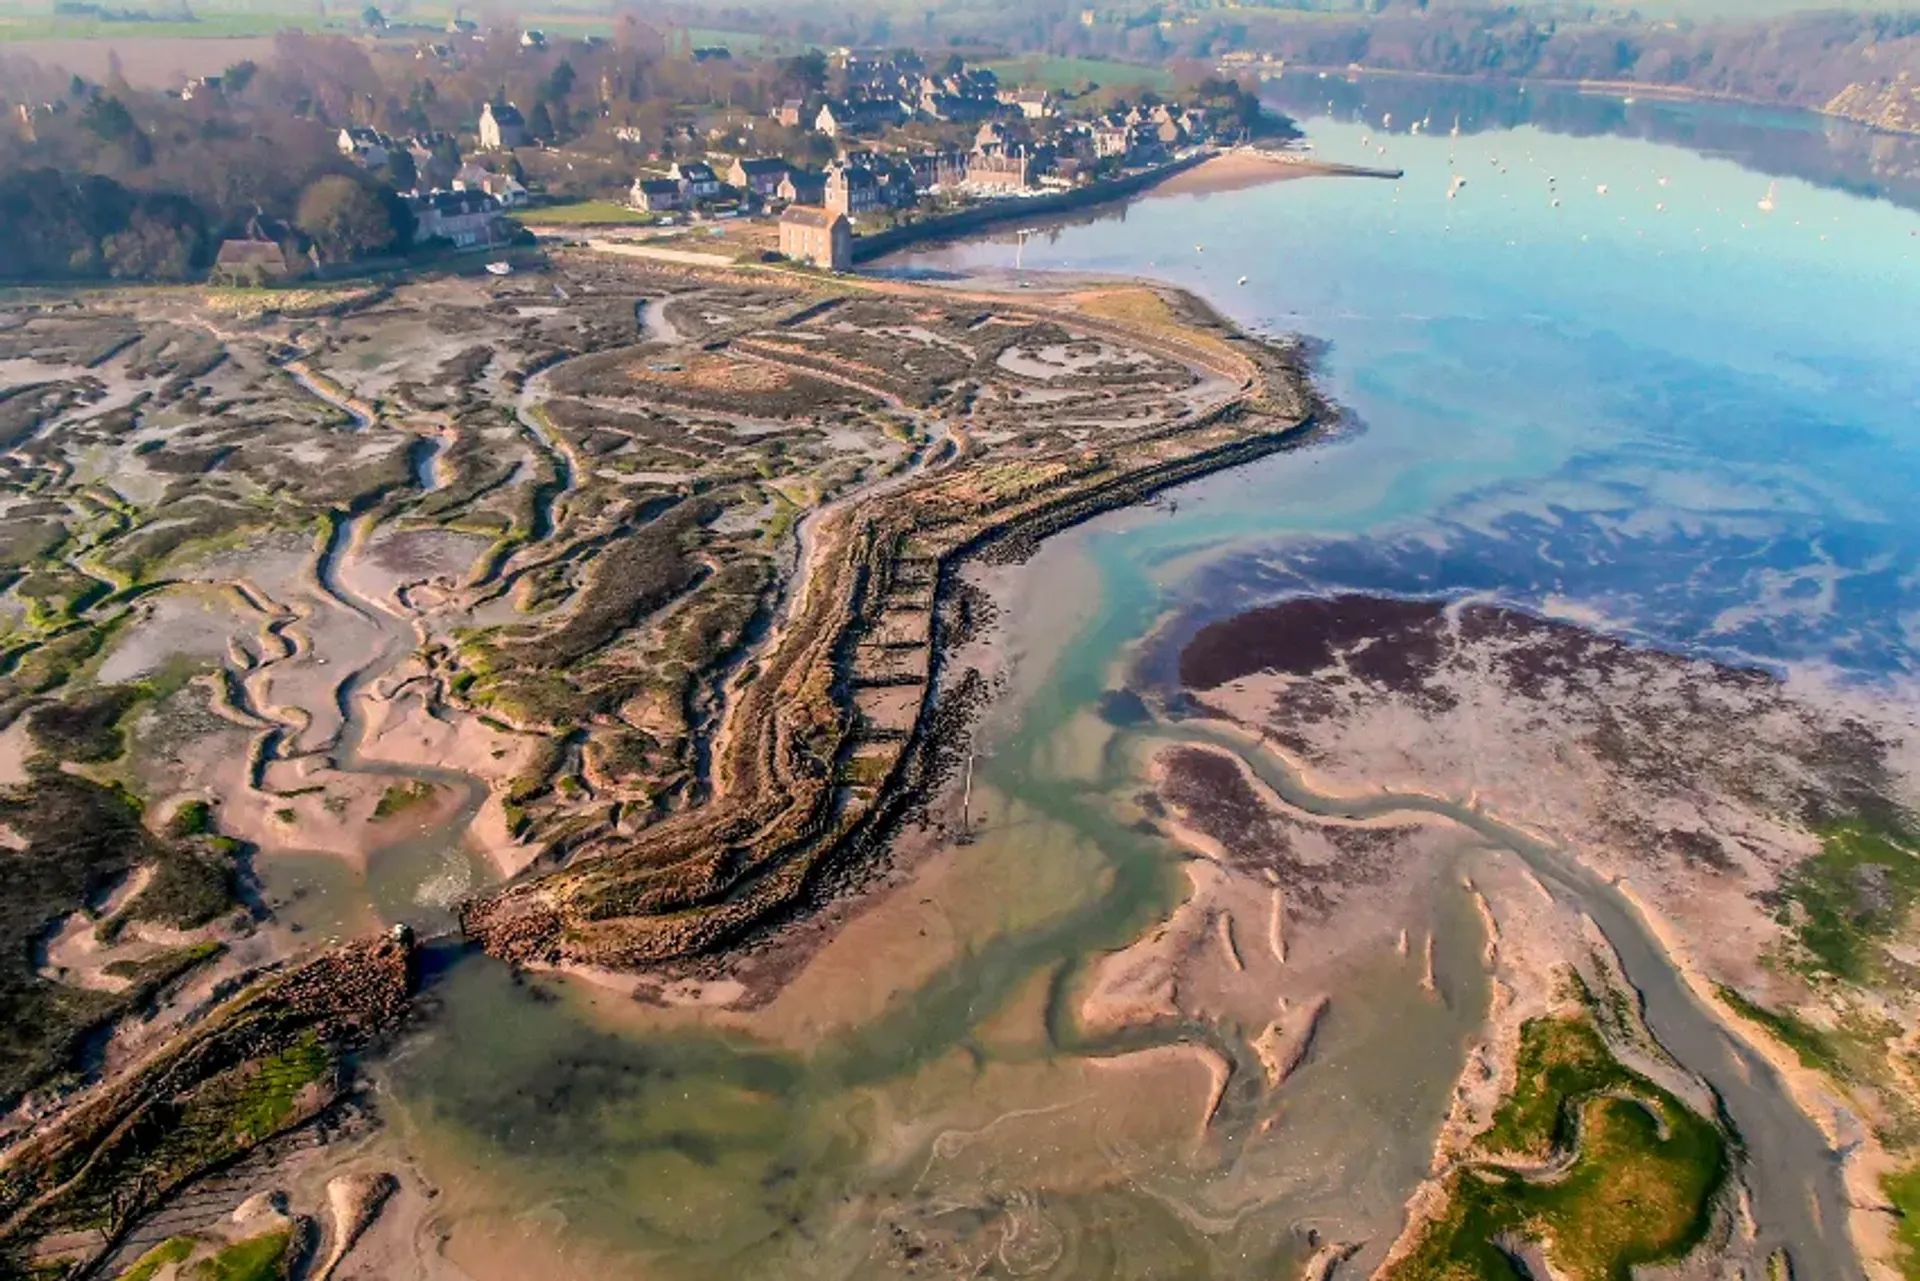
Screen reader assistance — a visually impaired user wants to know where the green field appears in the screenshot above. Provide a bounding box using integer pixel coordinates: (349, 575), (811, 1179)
(511, 200), (659, 227)
(1385, 1014), (1727, 1281)
(0, 11), (344, 40)
(982, 55), (1175, 93)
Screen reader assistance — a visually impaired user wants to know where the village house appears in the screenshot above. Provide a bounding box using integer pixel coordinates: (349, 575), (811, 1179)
(452, 164), (528, 206)
(1093, 121), (1140, 159)
(408, 189), (507, 248)
(1003, 88), (1054, 119)
(773, 99), (807, 127)
(862, 155), (920, 209)
(211, 238), (298, 286)
(778, 205), (852, 271)
(917, 87), (996, 124)
(815, 98), (903, 139)
(907, 149), (969, 191)
(670, 160), (724, 201)
(837, 49), (924, 98)
(406, 132), (456, 180)
(478, 101), (526, 150)
(726, 156), (791, 199)
(629, 178), (686, 212)
(777, 169), (828, 205)
(973, 120), (1013, 156)
(968, 148), (1041, 193)
(337, 127), (395, 167)
(824, 159), (882, 216)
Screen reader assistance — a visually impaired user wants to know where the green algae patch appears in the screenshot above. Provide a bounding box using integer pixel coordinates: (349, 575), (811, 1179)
(191, 1229), (293, 1281)
(1778, 821), (1920, 983)
(225, 1032), (331, 1143)
(116, 1236), (196, 1281)
(167, 800), (215, 839)
(1384, 1015), (1726, 1281)
(371, 779), (435, 821)
(1889, 1165), (1920, 1281)
(1713, 984), (1845, 1077)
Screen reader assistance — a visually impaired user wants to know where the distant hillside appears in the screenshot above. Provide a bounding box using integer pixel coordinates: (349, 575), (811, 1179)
(643, 0), (1920, 134)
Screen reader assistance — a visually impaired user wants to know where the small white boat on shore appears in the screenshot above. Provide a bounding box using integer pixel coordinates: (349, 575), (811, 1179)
(485, 261), (512, 276)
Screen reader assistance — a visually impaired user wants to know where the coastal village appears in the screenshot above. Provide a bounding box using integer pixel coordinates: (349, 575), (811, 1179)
(316, 42), (1278, 274)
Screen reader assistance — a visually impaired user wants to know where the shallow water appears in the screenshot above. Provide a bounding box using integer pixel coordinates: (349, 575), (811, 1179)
(377, 88), (1920, 1279)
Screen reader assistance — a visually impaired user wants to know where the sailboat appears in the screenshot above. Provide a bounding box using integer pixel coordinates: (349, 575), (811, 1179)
(1758, 182), (1778, 214)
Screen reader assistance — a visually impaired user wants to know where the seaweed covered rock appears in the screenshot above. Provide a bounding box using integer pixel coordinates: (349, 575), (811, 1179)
(0, 935), (415, 1279)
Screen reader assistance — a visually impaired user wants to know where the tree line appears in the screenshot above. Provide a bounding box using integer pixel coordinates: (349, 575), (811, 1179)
(631, 0), (1920, 125)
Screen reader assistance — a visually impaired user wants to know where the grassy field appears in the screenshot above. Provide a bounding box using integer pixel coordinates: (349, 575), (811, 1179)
(982, 55), (1175, 93)
(1385, 1014), (1726, 1281)
(0, 12), (344, 40)
(510, 200), (660, 228)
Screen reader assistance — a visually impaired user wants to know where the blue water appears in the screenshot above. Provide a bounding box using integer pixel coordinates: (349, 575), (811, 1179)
(898, 109), (1920, 679)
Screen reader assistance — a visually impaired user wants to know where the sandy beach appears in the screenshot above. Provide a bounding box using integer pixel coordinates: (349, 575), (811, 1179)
(1149, 150), (1397, 199)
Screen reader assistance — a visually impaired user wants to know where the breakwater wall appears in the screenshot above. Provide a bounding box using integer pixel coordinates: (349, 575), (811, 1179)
(850, 152), (1208, 263)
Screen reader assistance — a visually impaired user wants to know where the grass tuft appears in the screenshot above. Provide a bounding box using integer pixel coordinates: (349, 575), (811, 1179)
(1888, 1165), (1920, 1281)
(116, 1236), (196, 1281)
(191, 1229), (293, 1281)
(1385, 1013), (1726, 1281)
(371, 779), (435, 821)
(1777, 821), (1920, 983)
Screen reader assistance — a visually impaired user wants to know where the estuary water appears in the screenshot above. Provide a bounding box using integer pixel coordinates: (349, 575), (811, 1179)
(899, 86), (1920, 679)
(377, 87), (1920, 1280)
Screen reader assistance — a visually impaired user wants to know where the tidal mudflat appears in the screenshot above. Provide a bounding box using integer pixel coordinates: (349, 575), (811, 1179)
(0, 248), (1332, 1279)
(6, 87), (1920, 1281)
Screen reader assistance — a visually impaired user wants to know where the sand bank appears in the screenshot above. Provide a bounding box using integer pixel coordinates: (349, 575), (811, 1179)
(1148, 150), (1395, 199)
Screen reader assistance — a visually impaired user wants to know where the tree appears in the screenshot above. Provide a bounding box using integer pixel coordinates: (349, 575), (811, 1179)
(361, 4), (385, 28)
(526, 100), (555, 142)
(382, 147), (418, 192)
(546, 59), (576, 102)
(79, 95), (153, 167)
(780, 50), (827, 94)
(296, 174), (396, 263)
(103, 208), (202, 281)
(81, 96), (137, 144)
(223, 59), (257, 94)
(425, 135), (462, 188)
